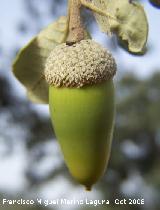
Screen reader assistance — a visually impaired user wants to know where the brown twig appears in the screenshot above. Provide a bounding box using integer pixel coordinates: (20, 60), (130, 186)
(66, 0), (85, 45)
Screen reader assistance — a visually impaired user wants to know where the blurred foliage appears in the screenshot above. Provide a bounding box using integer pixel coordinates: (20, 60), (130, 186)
(149, 0), (160, 8)
(1, 71), (160, 210)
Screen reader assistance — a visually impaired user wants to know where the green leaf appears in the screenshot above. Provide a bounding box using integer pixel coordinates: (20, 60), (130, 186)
(12, 16), (69, 104)
(91, 0), (148, 54)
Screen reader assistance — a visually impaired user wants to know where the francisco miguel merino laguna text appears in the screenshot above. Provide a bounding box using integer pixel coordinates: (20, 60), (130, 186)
(2, 198), (110, 207)
(2, 198), (144, 206)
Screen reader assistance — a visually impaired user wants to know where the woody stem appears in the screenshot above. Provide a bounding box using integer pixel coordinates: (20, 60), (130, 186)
(66, 0), (85, 44)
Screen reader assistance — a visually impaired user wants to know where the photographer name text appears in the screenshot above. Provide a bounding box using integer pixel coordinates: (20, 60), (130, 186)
(1, 198), (145, 207)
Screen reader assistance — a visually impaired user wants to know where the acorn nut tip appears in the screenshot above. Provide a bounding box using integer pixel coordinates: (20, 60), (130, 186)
(44, 39), (117, 88)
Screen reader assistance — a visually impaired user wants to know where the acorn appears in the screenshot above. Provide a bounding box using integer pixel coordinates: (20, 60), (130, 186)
(44, 39), (117, 190)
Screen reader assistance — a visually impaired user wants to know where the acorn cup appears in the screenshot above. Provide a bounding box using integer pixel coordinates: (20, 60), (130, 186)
(44, 39), (117, 191)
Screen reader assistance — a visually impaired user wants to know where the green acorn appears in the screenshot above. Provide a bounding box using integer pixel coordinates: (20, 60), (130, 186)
(44, 39), (117, 190)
